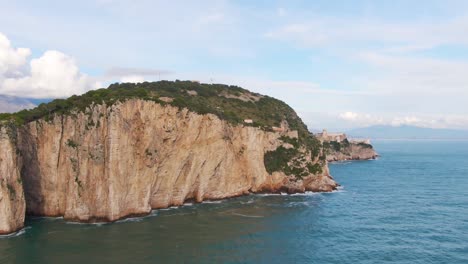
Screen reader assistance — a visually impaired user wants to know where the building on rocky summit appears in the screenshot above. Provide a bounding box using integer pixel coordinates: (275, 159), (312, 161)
(316, 129), (347, 143)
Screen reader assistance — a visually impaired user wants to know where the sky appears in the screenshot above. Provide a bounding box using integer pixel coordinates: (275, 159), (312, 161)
(1, 0), (468, 131)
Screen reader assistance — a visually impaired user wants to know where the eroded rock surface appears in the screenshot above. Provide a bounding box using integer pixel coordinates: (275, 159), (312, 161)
(14, 100), (336, 223)
(0, 127), (25, 235)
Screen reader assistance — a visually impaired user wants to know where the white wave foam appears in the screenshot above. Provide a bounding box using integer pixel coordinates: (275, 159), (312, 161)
(65, 221), (108, 226)
(232, 212), (264, 218)
(115, 217), (144, 223)
(286, 201), (312, 207)
(240, 199), (254, 204)
(159, 206), (179, 211)
(330, 186), (346, 193)
(255, 193), (282, 197)
(66, 210), (160, 225)
(0, 226), (31, 239)
(290, 191), (321, 196)
(202, 200), (223, 204)
(149, 210), (159, 216)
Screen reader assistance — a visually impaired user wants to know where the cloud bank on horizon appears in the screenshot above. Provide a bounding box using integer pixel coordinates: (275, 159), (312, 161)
(0, 0), (467, 130)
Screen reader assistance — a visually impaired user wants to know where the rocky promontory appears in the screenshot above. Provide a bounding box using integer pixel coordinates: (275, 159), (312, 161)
(0, 81), (337, 234)
(325, 141), (379, 162)
(316, 129), (378, 162)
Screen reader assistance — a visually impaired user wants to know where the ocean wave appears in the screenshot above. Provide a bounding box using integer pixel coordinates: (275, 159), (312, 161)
(290, 191), (321, 196)
(158, 205), (183, 211)
(286, 201), (313, 207)
(202, 200), (223, 204)
(231, 212), (264, 218)
(255, 193), (282, 197)
(330, 186), (346, 193)
(240, 199), (254, 204)
(115, 217), (144, 223)
(65, 221), (108, 226)
(118, 211), (160, 222)
(0, 226), (31, 239)
(158, 203), (192, 211)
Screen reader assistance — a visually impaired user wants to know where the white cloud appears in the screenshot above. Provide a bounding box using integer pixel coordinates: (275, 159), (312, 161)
(0, 33), (31, 77)
(120, 75), (146, 83)
(265, 15), (468, 52)
(339, 111), (359, 121)
(103, 67), (172, 84)
(265, 14), (468, 117)
(338, 111), (468, 130)
(357, 51), (468, 96)
(339, 112), (386, 127)
(105, 67), (172, 78)
(0, 32), (98, 98)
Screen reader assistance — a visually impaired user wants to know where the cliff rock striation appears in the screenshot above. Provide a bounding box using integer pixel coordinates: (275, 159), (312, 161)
(0, 126), (25, 235)
(0, 81), (337, 234)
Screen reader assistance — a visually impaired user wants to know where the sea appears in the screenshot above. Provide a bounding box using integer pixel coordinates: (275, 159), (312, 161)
(1, 140), (468, 263)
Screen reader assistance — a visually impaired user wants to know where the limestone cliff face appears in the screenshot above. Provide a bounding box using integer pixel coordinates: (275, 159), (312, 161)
(15, 99), (336, 223)
(326, 143), (378, 162)
(0, 127), (25, 235)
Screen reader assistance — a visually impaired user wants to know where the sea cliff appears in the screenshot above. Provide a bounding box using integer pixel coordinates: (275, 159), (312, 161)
(0, 126), (25, 235)
(0, 81), (337, 234)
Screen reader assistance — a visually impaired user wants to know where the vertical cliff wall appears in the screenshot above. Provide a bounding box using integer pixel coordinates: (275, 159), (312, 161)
(15, 100), (336, 223)
(0, 126), (25, 235)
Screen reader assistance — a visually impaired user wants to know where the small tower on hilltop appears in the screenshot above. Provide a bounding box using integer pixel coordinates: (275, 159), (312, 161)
(322, 129), (328, 137)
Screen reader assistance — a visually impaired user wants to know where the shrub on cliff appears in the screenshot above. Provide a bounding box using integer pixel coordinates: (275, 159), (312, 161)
(357, 142), (373, 149)
(264, 143), (324, 179)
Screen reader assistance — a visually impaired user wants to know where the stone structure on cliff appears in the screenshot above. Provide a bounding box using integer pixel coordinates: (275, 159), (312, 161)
(316, 129), (347, 143)
(0, 81), (338, 234)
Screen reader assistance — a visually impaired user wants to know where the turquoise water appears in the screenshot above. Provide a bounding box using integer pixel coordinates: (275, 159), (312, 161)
(1, 140), (468, 263)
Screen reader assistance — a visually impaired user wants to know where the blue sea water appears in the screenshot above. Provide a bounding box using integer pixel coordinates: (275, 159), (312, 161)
(1, 140), (468, 263)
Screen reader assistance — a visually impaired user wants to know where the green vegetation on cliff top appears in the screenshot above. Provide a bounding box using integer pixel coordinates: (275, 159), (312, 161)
(1, 81), (313, 137)
(323, 139), (373, 155)
(0, 81), (322, 176)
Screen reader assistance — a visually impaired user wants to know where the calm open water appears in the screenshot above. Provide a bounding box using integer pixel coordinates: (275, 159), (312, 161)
(1, 140), (468, 263)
